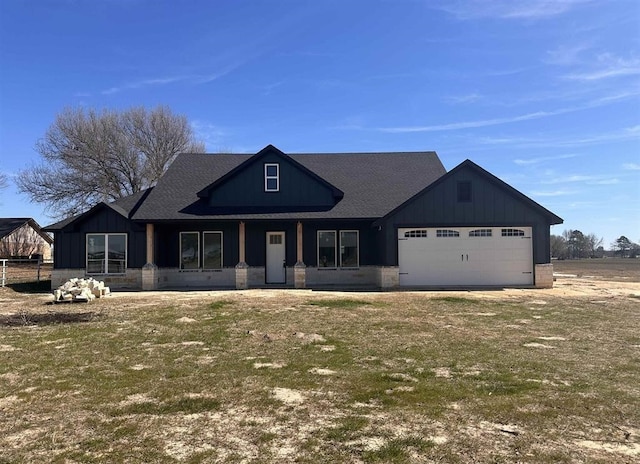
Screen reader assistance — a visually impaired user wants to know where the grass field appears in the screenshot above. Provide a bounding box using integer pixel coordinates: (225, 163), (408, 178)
(1, 262), (639, 463)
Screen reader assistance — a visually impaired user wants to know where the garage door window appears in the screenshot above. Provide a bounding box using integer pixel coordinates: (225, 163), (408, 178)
(469, 229), (492, 237)
(404, 230), (428, 238)
(436, 229), (460, 237)
(501, 228), (525, 237)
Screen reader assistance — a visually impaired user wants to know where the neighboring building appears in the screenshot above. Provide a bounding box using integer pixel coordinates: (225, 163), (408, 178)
(45, 145), (563, 290)
(0, 218), (53, 260)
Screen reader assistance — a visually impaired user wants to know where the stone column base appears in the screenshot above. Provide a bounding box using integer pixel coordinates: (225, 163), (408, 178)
(294, 262), (306, 288)
(141, 263), (158, 290)
(377, 266), (399, 289)
(235, 262), (249, 289)
(535, 264), (554, 288)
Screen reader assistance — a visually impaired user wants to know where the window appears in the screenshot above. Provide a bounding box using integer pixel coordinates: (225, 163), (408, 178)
(469, 229), (492, 237)
(265, 163), (279, 192)
(340, 231), (359, 267)
(457, 181), (472, 202)
(180, 232), (200, 270)
(86, 233), (126, 274)
(317, 231), (336, 267)
(203, 232), (223, 269)
(502, 228), (525, 237)
(436, 229), (460, 237)
(269, 234), (282, 245)
(404, 230), (428, 238)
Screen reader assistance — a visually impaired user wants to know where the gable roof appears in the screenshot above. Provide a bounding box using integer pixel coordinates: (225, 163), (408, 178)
(44, 188), (152, 231)
(0, 218), (53, 244)
(376, 159), (564, 225)
(131, 148), (446, 221)
(196, 144), (344, 200)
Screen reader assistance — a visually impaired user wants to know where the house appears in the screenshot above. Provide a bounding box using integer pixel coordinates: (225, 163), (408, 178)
(0, 218), (53, 260)
(45, 145), (563, 290)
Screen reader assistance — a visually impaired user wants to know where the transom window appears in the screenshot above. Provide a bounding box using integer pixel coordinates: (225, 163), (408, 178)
(404, 230), (428, 238)
(436, 229), (460, 237)
(317, 230), (359, 268)
(501, 228), (525, 237)
(264, 163), (279, 192)
(269, 234), (282, 245)
(469, 229), (492, 237)
(180, 231), (224, 270)
(86, 233), (126, 274)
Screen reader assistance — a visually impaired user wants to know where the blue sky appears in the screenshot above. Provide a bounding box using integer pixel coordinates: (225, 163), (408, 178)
(0, 0), (638, 247)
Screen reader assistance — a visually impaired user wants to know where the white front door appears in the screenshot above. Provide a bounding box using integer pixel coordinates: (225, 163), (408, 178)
(266, 232), (286, 284)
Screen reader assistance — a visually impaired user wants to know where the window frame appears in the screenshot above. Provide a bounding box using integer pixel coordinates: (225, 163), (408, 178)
(317, 230), (337, 269)
(339, 230), (360, 268)
(202, 231), (223, 270)
(501, 228), (525, 237)
(180, 231), (200, 270)
(469, 229), (492, 237)
(264, 163), (280, 192)
(86, 233), (127, 275)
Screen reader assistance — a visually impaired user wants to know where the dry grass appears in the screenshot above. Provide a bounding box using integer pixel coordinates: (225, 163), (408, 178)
(553, 258), (640, 282)
(0, 272), (639, 462)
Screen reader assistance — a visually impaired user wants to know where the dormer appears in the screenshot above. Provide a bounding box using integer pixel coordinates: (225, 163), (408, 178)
(196, 145), (343, 212)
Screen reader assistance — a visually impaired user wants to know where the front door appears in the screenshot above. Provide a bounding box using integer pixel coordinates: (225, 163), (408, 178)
(266, 232), (286, 284)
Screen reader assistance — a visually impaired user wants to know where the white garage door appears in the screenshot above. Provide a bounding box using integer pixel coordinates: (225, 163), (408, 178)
(398, 227), (533, 286)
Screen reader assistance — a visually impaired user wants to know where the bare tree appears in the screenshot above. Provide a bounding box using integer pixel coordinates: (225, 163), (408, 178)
(17, 106), (205, 218)
(0, 172), (7, 191)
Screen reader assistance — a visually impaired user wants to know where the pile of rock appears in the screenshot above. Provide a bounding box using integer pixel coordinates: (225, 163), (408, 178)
(53, 278), (110, 303)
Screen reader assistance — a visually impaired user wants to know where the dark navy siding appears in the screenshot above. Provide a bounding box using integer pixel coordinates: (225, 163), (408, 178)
(379, 166), (552, 265)
(207, 151), (336, 209)
(53, 207), (145, 269)
(301, 220), (378, 267)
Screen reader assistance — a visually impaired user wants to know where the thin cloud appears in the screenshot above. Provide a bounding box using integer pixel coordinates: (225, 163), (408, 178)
(530, 189), (579, 197)
(444, 93), (483, 104)
(514, 154), (578, 165)
(378, 91), (639, 133)
(623, 163), (640, 171)
(437, 0), (590, 20)
(562, 54), (640, 81)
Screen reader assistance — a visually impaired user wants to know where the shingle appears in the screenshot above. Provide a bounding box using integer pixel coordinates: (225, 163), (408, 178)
(132, 151), (446, 221)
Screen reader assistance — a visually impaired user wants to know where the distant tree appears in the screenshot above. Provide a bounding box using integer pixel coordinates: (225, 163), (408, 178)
(0, 223), (44, 258)
(0, 171), (7, 191)
(550, 234), (568, 259)
(612, 236), (633, 257)
(585, 233), (603, 258)
(17, 106), (205, 219)
(630, 242), (640, 259)
(563, 229), (589, 259)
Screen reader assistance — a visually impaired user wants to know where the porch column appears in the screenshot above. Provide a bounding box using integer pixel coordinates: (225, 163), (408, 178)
(294, 221), (306, 288)
(235, 221), (249, 289)
(141, 223), (158, 290)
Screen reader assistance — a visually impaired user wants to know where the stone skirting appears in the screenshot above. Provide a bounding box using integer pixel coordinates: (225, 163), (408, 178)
(51, 268), (142, 290)
(534, 263), (554, 288)
(377, 266), (400, 289)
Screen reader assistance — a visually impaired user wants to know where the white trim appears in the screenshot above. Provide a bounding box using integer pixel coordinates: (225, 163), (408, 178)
(317, 230), (337, 269)
(203, 231), (223, 269)
(179, 231), (200, 270)
(264, 163), (280, 192)
(339, 230), (359, 268)
(86, 233), (127, 275)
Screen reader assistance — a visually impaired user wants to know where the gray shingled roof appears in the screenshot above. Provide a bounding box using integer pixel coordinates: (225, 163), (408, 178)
(131, 151), (446, 221)
(44, 188), (152, 231)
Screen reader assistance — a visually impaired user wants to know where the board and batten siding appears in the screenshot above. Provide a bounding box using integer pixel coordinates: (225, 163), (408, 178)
(206, 151), (336, 210)
(378, 166), (553, 266)
(52, 207), (146, 269)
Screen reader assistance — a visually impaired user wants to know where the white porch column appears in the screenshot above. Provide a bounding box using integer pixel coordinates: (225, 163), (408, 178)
(294, 221), (306, 288)
(236, 221), (249, 289)
(141, 223), (158, 290)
